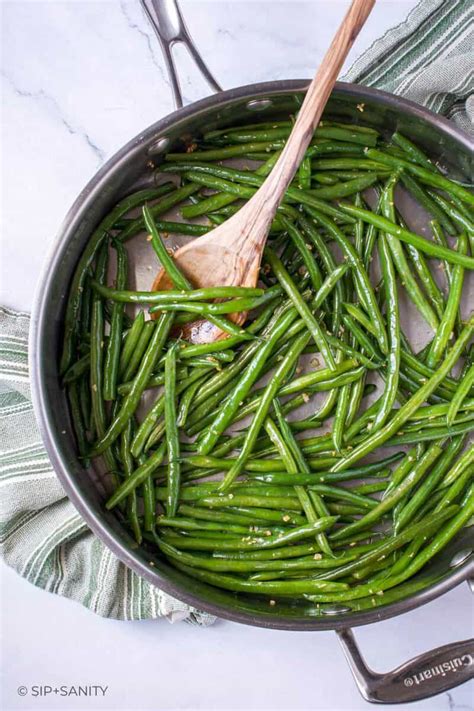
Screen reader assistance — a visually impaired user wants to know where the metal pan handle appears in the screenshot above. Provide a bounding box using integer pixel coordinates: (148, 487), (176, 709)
(140, 0), (222, 108)
(337, 628), (474, 704)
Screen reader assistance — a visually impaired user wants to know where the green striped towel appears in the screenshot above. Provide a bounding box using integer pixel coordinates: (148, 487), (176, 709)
(0, 307), (214, 624)
(343, 0), (473, 134)
(1, 0), (472, 623)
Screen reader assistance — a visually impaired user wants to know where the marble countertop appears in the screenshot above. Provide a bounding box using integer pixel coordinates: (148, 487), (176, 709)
(1, 2), (473, 710)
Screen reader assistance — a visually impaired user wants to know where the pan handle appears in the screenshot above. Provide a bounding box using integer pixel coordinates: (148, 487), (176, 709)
(337, 628), (474, 704)
(140, 0), (222, 108)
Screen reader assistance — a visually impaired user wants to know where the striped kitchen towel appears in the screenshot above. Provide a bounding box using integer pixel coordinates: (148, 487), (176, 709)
(1, 0), (472, 622)
(0, 307), (214, 624)
(343, 0), (473, 135)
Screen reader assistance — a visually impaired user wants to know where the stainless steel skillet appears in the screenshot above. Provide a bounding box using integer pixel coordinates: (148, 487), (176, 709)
(30, 0), (474, 703)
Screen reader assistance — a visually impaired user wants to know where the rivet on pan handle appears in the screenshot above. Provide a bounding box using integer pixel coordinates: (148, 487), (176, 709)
(140, 0), (222, 109)
(337, 628), (474, 704)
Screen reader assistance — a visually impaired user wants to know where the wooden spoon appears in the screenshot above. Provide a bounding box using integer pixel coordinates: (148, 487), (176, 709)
(152, 0), (376, 343)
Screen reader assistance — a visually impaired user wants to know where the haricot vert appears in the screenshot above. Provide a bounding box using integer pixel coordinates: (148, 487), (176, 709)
(60, 115), (474, 611)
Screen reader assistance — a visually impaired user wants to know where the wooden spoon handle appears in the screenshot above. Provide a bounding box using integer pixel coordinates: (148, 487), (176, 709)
(273, 0), (375, 181)
(239, 0), (375, 248)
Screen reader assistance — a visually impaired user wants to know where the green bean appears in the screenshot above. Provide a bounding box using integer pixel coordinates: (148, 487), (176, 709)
(277, 401), (335, 550)
(403, 242), (445, 321)
(317, 506), (457, 582)
(79, 271), (94, 338)
(209, 125), (376, 146)
(181, 151), (282, 219)
(131, 369), (211, 456)
(311, 174), (380, 198)
(399, 410), (474, 432)
(264, 249), (336, 369)
(182, 191), (240, 219)
(120, 421), (142, 544)
(342, 304), (378, 338)
(226, 507), (306, 526)
(122, 319), (155, 383)
(266, 410), (332, 556)
(221, 332), (311, 490)
(391, 132), (436, 172)
(118, 183), (200, 242)
(185, 380), (242, 436)
(441, 444), (474, 488)
(213, 537), (381, 563)
(331, 319), (474, 471)
(365, 148), (474, 208)
(400, 350), (465, 397)
(63, 352), (91, 384)
(352, 481), (388, 496)
(385, 420), (474, 447)
(89, 242), (116, 472)
(92, 282), (265, 304)
(170, 168), (355, 224)
(305, 207), (388, 354)
(103, 241), (128, 400)
(339, 203), (474, 269)
(60, 185), (173, 374)
(181, 495), (299, 512)
(164, 342), (180, 516)
(282, 217), (322, 291)
(383, 174), (440, 331)
(177, 374), (208, 428)
(429, 191), (474, 238)
(394, 437), (465, 532)
(400, 173), (456, 234)
(155, 481), (289, 500)
(372, 234), (400, 431)
(106, 442), (166, 509)
(118, 311), (145, 377)
(171, 559), (350, 595)
(148, 291), (278, 316)
(160, 531), (248, 542)
(332, 378), (351, 454)
(67, 381), (89, 465)
(311, 158), (387, 172)
(141, 452), (157, 534)
(345, 358), (367, 428)
(162, 516), (338, 552)
(157, 539), (362, 573)
(197, 308), (299, 455)
(91, 313), (174, 456)
(340, 314), (382, 362)
(431, 218), (456, 284)
(332, 442), (446, 545)
(146, 219), (209, 236)
(259, 360), (358, 404)
(298, 155), (311, 190)
(166, 142), (283, 162)
(306, 501), (468, 602)
(158, 516), (263, 536)
(322, 334), (382, 370)
(299, 215), (347, 329)
(78, 374), (92, 433)
(176, 505), (287, 528)
(426, 234), (467, 368)
(405, 400), (474, 422)
(447, 365), (474, 426)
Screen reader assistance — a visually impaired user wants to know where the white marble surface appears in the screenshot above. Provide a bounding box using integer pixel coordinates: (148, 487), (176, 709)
(1, 1), (473, 710)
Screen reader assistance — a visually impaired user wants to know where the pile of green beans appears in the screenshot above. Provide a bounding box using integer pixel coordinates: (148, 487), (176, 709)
(62, 117), (474, 612)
